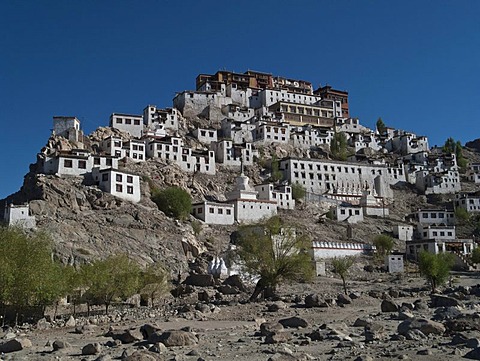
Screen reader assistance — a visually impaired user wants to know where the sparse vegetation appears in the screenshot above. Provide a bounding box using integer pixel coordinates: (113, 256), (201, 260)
(291, 182), (306, 201)
(373, 234), (394, 257)
(443, 137), (467, 170)
(455, 207), (470, 224)
(471, 247), (480, 264)
(191, 220), (202, 237)
(330, 132), (348, 161)
(331, 256), (356, 294)
(234, 216), (313, 301)
(270, 154), (283, 183)
(151, 186), (192, 220)
(376, 117), (386, 134)
(140, 263), (170, 307)
(418, 251), (454, 293)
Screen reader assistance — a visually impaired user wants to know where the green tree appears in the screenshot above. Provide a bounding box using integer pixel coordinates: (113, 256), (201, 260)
(331, 256), (355, 294)
(291, 182), (306, 202)
(270, 155), (283, 183)
(373, 234), (394, 257)
(455, 207), (470, 224)
(471, 247), (480, 264)
(330, 132), (348, 161)
(152, 186), (192, 220)
(234, 217), (313, 301)
(140, 263), (170, 307)
(80, 254), (141, 314)
(443, 138), (467, 170)
(376, 117), (386, 135)
(0, 227), (70, 324)
(418, 251), (454, 293)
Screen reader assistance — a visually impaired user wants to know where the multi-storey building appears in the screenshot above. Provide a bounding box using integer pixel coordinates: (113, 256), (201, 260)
(455, 193), (480, 213)
(110, 113), (144, 138)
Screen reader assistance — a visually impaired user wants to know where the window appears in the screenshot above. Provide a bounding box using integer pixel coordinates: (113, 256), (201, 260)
(226, 209), (231, 215)
(116, 184), (123, 192)
(198, 208), (203, 214)
(78, 160), (86, 169)
(64, 159), (73, 168)
(125, 119), (132, 125)
(94, 157), (100, 165)
(106, 159), (112, 166)
(209, 208), (214, 214)
(116, 118), (122, 124)
(134, 119), (140, 125)
(127, 176), (133, 183)
(218, 209), (223, 214)
(116, 174), (122, 182)
(127, 186), (133, 194)
(102, 173), (109, 181)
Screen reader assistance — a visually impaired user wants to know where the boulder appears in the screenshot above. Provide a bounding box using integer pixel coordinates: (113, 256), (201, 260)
(353, 318), (372, 327)
(150, 330), (198, 347)
(140, 324), (161, 340)
(264, 331), (292, 344)
(82, 342), (102, 355)
(398, 318), (445, 336)
(365, 323), (385, 342)
(337, 293), (352, 305)
(52, 340), (71, 351)
(279, 316), (308, 329)
(465, 347), (480, 360)
(183, 274), (215, 287)
(381, 299), (399, 312)
(260, 322), (284, 336)
(110, 328), (143, 344)
(305, 294), (327, 308)
(0, 338), (32, 353)
(430, 294), (462, 308)
(217, 285), (239, 295)
(65, 315), (76, 327)
(124, 351), (165, 361)
(223, 275), (247, 292)
(267, 301), (287, 312)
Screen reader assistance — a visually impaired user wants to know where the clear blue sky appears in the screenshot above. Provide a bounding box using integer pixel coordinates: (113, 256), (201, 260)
(1, 1), (479, 199)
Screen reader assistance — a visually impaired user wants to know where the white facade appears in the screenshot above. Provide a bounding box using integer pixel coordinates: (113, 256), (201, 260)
(254, 184), (295, 210)
(291, 126), (334, 149)
(415, 169), (461, 195)
(110, 113), (144, 138)
(416, 224), (455, 241)
(227, 173), (277, 223)
(311, 241), (374, 260)
(406, 239), (475, 259)
(92, 168), (141, 203)
(191, 201), (235, 225)
(53, 116), (83, 142)
(143, 105), (179, 130)
(41, 152), (118, 176)
(173, 90), (233, 121)
(467, 163), (480, 183)
(280, 157), (405, 198)
(455, 193), (480, 213)
(193, 128), (218, 144)
(221, 104), (255, 122)
(146, 137), (215, 175)
(393, 225), (414, 241)
(386, 254), (404, 273)
(385, 132), (429, 155)
(3, 204), (36, 229)
(413, 209), (455, 226)
(254, 122), (290, 144)
(331, 204), (364, 223)
(212, 140), (254, 166)
(221, 119), (256, 144)
(123, 140), (146, 162)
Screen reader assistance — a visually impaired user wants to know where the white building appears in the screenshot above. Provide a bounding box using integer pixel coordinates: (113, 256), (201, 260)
(227, 173), (277, 223)
(221, 119), (256, 144)
(416, 224), (456, 241)
(467, 163), (480, 183)
(110, 113), (144, 138)
(406, 238), (475, 260)
(254, 184), (295, 210)
(280, 157), (405, 199)
(311, 241), (374, 260)
(212, 141), (255, 167)
(254, 121), (290, 144)
(455, 193), (480, 213)
(92, 168), (141, 203)
(3, 203), (36, 229)
(412, 209), (455, 226)
(331, 203), (364, 224)
(53, 116), (83, 143)
(385, 131), (429, 155)
(393, 225), (414, 241)
(291, 126), (334, 149)
(221, 104), (255, 122)
(146, 137), (215, 175)
(193, 128), (218, 144)
(143, 105), (179, 130)
(415, 153), (460, 195)
(191, 201), (235, 225)
(41, 151), (118, 176)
